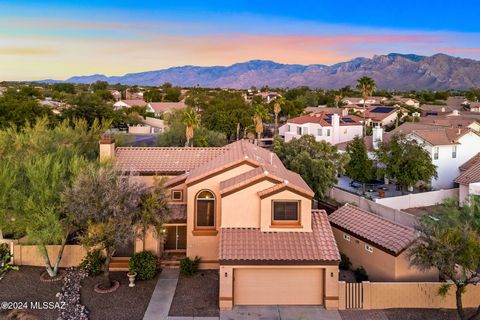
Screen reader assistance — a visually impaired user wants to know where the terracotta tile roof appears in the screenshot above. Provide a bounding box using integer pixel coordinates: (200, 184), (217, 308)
(219, 210), (340, 264)
(257, 182), (314, 199)
(168, 203), (187, 223)
(287, 112), (362, 126)
(419, 116), (479, 128)
(219, 166), (281, 194)
(118, 99), (147, 107)
(115, 147), (227, 174)
(185, 140), (312, 195)
(148, 101), (186, 113)
(411, 127), (471, 146)
(329, 204), (418, 256)
(455, 162), (480, 185)
(460, 153), (480, 172)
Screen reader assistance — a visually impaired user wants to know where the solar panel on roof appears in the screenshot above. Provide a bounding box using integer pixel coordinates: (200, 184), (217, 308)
(426, 112), (438, 116)
(325, 114), (333, 118)
(325, 119), (332, 124)
(370, 107), (395, 113)
(342, 117), (354, 123)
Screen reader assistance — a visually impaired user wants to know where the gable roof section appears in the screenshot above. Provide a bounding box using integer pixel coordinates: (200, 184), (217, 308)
(117, 99), (146, 107)
(455, 162), (480, 185)
(329, 204), (418, 256)
(219, 166), (283, 196)
(410, 127), (472, 146)
(115, 147), (227, 174)
(287, 112), (362, 126)
(219, 210), (340, 264)
(460, 153), (480, 172)
(148, 101), (186, 113)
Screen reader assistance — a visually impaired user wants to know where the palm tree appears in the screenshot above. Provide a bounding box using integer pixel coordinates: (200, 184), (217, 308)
(273, 97), (285, 136)
(356, 76), (376, 135)
(182, 107), (199, 147)
(252, 104), (269, 145)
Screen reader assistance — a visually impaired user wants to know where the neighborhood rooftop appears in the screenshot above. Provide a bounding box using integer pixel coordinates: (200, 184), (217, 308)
(328, 204), (418, 256)
(219, 210), (340, 264)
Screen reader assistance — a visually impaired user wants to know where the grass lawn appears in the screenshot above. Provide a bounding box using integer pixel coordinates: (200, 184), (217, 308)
(0, 266), (158, 320)
(168, 269), (219, 317)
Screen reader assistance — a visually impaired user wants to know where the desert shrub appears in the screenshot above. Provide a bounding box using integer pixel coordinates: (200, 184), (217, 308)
(128, 251), (158, 280)
(339, 253), (352, 271)
(354, 266), (369, 282)
(79, 250), (106, 276)
(0, 243), (18, 279)
(180, 256), (200, 276)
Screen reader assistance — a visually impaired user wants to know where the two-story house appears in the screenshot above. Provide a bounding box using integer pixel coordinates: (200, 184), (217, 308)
(279, 112), (363, 145)
(100, 139), (341, 310)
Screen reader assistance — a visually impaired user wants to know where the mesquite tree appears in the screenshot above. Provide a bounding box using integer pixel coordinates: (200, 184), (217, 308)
(64, 163), (145, 288)
(409, 198), (480, 320)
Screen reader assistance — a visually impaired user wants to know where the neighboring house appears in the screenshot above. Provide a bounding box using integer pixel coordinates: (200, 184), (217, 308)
(147, 101), (186, 117)
(101, 139), (341, 310)
(342, 96), (386, 105)
(257, 92), (280, 103)
(420, 104), (461, 114)
(126, 90), (144, 100)
(109, 90), (122, 101)
(329, 204), (438, 282)
(304, 106), (342, 114)
(364, 106), (405, 127)
(392, 96), (420, 108)
(446, 96), (469, 108)
(419, 114), (480, 132)
(113, 99), (147, 110)
(469, 102), (480, 112)
(279, 112), (363, 145)
(407, 127), (480, 189)
(455, 153), (480, 204)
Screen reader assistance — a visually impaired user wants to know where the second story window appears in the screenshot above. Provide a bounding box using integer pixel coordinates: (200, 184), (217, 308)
(272, 201), (299, 224)
(297, 127), (302, 135)
(303, 127), (309, 135)
(433, 147), (439, 160)
(452, 146), (457, 158)
(317, 128), (322, 136)
(326, 129), (331, 137)
(287, 125), (291, 132)
(171, 190), (183, 201)
(195, 190), (215, 228)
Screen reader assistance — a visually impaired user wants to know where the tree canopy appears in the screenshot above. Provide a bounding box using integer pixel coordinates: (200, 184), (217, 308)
(273, 135), (347, 198)
(345, 136), (373, 192)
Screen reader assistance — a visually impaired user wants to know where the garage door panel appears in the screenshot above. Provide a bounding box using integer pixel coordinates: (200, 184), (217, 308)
(234, 268), (323, 305)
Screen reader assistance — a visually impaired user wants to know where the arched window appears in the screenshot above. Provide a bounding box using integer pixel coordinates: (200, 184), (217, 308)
(195, 190), (215, 228)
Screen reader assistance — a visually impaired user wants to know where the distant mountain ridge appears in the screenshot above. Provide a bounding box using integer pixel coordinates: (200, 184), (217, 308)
(42, 53), (480, 90)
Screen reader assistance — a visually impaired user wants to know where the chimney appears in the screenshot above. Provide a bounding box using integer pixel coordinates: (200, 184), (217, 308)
(331, 114), (341, 144)
(372, 125), (383, 150)
(99, 135), (115, 161)
(452, 110), (459, 116)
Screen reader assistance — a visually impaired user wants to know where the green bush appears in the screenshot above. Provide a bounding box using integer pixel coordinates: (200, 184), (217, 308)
(79, 250), (106, 276)
(180, 256), (200, 276)
(0, 243), (18, 279)
(354, 266), (369, 282)
(339, 253), (352, 271)
(128, 251), (158, 280)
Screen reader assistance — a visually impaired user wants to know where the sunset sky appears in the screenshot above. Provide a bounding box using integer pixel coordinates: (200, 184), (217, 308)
(2, 0), (480, 81)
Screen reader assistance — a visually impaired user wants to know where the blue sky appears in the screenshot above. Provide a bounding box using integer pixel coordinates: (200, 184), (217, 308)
(1, 1), (479, 80)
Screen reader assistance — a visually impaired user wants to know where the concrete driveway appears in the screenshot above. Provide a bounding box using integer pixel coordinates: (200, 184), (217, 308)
(220, 306), (342, 320)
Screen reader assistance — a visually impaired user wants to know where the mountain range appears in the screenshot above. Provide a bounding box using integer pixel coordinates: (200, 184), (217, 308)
(43, 53), (480, 90)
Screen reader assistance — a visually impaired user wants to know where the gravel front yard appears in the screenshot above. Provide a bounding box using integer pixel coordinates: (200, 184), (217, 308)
(168, 270), (219, 317)
(0, 266), (158, 320)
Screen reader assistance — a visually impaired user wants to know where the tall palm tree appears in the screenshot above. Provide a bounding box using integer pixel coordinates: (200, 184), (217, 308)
(273, 97), (285, 136)
(182, 107), (199, 147)
(356, 76), (376, 135)
(252, 104), (269, 145)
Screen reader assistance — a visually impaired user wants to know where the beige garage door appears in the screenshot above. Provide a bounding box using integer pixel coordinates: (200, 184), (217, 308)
(234, 268), (323, 305)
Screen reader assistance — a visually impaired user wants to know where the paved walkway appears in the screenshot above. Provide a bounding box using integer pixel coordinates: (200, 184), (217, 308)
(143, 268), (180, 320)
(220, 306), (342, 320)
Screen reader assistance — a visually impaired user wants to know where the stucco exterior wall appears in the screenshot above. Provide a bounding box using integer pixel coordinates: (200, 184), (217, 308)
(186, 163), (256, 269)
(260, 189), (312, 232)
(283, 124), (363, 145)
(12, 245), (87, 267)
(394, 251), (439, 282)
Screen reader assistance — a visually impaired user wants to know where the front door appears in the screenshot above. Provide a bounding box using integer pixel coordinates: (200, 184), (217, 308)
(164, 225), (187, 251)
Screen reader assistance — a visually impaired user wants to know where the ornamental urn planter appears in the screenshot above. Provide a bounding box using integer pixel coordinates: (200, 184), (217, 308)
(127, 272), (137, 287)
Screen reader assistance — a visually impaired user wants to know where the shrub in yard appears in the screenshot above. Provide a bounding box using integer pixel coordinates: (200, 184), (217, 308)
(180, 256), (200, 276)
(128, 251), (158, 280)
(0, 243), (18, 280)
(354, 266), (369, 282)
(339, 253), (352, 271)
(79, 250), (106, 276)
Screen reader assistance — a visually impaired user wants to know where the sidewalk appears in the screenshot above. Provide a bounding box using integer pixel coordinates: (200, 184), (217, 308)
(143, 268), (180, 320)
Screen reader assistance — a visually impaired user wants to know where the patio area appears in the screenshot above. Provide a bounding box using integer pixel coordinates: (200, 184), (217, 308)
(336, 176), (421, 200)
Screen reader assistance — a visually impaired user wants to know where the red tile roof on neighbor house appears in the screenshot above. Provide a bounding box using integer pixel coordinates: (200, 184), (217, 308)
(460, 153), (480, 172)
(118, 99), (147, 107)
(115, 147), (227, 174)
(329, 204), (418, 256)
(148, 101), (186, 113)
(455, 161), (480, 185)
(411, 127), (471, 146)
(219, 210), (340, 264)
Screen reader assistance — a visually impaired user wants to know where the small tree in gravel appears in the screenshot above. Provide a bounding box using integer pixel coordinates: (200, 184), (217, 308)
(64, 163), (145, 289)
(409, 198), (480, 320)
